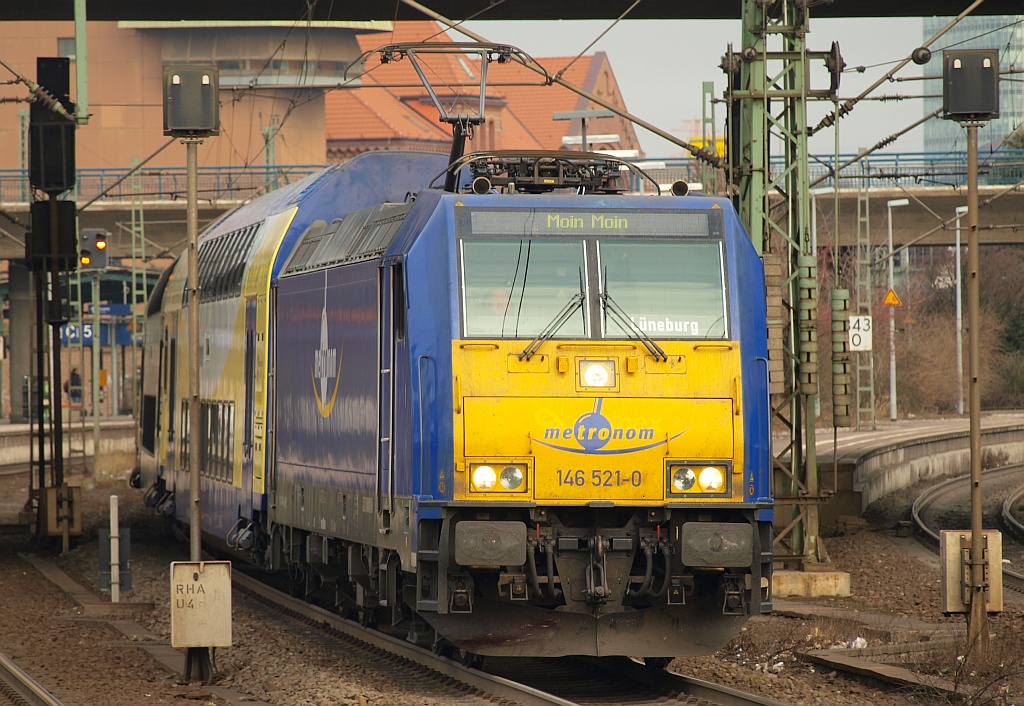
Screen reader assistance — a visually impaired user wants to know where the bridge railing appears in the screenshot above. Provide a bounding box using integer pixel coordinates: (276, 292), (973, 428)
(634, 150), (1024, 194)
(2, 151), (1023, 205)
(0, 165), (326, 205)
(802, 150), (1024, 189)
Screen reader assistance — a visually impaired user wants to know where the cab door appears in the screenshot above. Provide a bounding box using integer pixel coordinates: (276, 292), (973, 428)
(377, 260), (399, 525)
(163, 314), (178, 472)
(242, 298), (256, 505)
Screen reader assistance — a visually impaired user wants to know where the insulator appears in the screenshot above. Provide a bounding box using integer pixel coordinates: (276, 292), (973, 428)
(831, 289), (853, 427)
(875, 134), (897, 150)
(798, 256), (818, 395)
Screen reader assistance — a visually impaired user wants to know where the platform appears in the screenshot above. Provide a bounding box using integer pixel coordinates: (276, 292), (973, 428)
(784, 411), (1024, 529)
(770, 411), (1024, 597)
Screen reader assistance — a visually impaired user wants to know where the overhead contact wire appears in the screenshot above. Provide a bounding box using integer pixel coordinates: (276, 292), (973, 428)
(811, 0), (988, 135)
(554, 0), (643, 81)
(399, 0), (717, 167)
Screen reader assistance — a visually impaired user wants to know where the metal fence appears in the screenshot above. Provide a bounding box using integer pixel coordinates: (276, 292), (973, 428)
(2, 151), (1022, 204)
(0, 165), (326, 205)
(640, 150), (1024, 193)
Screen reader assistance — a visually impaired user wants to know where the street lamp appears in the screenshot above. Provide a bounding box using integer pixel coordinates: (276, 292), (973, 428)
(553, 109), (614, 152)
(886, 198), (909, 422)
(955, 205), (968, 415)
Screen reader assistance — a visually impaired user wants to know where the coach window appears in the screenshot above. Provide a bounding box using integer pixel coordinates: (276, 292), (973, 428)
(461, 239), (587, 338)
(57, 38), (76, 61)
(598, 240), (727, 339)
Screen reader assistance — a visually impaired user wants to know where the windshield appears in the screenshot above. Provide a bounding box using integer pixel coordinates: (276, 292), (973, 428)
(461, 240), (587, 338)
(599, 241), (727, 339)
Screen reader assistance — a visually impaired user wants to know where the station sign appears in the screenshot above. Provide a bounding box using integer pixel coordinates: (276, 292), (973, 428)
(60, 322), (135, 346)
(84, 303), (133, 316)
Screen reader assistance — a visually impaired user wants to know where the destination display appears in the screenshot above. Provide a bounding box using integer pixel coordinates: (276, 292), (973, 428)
(461, 208), (723, 238)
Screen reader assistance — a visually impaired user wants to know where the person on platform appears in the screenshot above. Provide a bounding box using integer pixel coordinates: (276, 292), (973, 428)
(65, 368), (82, 404)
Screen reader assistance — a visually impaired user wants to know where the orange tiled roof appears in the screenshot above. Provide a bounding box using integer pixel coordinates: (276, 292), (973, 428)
(327, 21), (641, 157)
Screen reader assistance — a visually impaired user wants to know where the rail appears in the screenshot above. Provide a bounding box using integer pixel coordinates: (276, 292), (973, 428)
(0, 650), (63, 706)
(911, 465), (1024, 594)
(234, 569), (791, 706)
(1002, 483), (1024, 540)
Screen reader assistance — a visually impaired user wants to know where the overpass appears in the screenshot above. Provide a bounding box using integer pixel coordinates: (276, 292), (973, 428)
(2, 0), (1020, 21)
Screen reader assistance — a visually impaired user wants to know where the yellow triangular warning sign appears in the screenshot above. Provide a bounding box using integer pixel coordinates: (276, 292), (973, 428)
(883, 289), (901, 306)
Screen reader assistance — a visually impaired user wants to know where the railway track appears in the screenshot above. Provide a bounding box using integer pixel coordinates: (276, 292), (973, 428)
(0, 463), (30, 479)
(1004, 483), (1024, 539)
(911, 464), (1024, 596)
(233, 569), (792, 706)
(0, 651), (62, 706)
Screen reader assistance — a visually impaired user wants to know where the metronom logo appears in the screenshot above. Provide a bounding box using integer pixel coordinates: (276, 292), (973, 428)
(312, 274), (343, 418)
(535, 399), (686, 455)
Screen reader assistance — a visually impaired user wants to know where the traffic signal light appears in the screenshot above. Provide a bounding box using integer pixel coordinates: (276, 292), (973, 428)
(29, 57), (76, 195)
(26, 199), (77, 273)
(79, 229), (109, 270)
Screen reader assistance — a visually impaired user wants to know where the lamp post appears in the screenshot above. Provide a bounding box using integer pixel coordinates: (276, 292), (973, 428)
(886, 198), (909, 422)
(553, 109), (614, 152)
(955, 205), (968, 416)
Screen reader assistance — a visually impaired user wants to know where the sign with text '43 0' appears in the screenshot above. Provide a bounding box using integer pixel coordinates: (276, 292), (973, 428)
(850, 315), (872, 352)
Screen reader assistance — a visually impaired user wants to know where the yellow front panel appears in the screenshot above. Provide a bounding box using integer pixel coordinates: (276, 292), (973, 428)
(463, 397), (733, 502)
(452, 340), (745, 505)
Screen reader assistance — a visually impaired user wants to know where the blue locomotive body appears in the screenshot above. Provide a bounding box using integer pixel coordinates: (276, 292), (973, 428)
(139, 150), (773, 660)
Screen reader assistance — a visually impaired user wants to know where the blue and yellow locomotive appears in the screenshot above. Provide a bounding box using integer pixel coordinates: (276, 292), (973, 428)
(139, 149), (772, 661)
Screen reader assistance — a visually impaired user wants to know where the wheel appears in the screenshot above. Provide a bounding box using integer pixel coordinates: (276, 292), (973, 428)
(286, 566), (306, 598)
(455, 648), (483, 669)
(357, 609), (377, 629)
(431, 639), (454, 658)
(643, 657), (672, 670)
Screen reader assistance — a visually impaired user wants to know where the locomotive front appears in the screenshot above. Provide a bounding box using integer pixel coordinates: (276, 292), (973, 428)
(415, 197), (773, 658)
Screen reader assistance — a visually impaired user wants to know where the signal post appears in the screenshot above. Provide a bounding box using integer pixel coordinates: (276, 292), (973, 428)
(79, 228), (109, 477)
(25, 56), (78, 548)
(941, 49), (1002, 661)
(162, 64), (226, 684)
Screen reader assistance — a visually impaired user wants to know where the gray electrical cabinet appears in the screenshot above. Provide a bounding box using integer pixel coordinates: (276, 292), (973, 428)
(163, 66), (219, 136)
(943, 49), (1000, 120)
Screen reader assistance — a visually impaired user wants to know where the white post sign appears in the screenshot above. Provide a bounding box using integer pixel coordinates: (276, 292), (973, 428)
(850, 315), (873, 352)
(170, 561), (232, 648)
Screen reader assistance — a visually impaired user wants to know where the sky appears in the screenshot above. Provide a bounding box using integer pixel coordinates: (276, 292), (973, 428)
(461, 17), (929, 158)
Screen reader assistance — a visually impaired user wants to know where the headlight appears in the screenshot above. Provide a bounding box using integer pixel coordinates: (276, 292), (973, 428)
(472, 465), (497, 491)
(579, 359), (616, 388)
(470, 463), (528, 492)
(671, 466), (697, 492)
(699, 466), (725, 492)
(500, 465), (525, 490)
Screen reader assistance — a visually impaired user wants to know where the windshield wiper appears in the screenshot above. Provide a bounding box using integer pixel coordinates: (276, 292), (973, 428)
(601, 290), (668, 362)
(518, 292), (585, 361)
